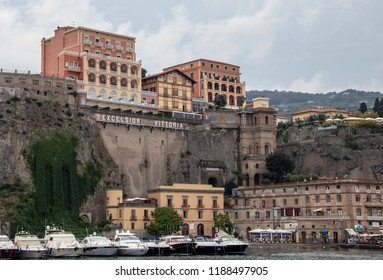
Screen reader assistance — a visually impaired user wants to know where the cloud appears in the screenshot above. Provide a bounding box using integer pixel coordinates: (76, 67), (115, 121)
(287, 72), (330, 93)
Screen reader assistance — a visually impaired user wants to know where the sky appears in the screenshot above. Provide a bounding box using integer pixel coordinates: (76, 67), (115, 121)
(1, 0), (382, 93)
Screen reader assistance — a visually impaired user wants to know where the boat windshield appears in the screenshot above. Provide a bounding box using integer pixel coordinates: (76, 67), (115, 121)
(0, 237), (11, 242)
(117, 236), (140, 241)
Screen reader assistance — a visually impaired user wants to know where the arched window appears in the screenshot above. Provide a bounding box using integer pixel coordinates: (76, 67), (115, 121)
(229, 95), (235, 105)
(197, 224), (204, 236)
(120, 92), (127, 101)
(110, 76), (117, 86)
(121, 64), (128, 73)
(87, 87), (95, 98)
(110, 91), (117, 100)
(99, 74), (106, 84)
(99, 89), (106, 99)
(110, 62), (117, 72)
(99, 60), (106, 70)
(254, 173), (261, 185)
(88, 73), (96, 83)
(121, 78), (127, 88)
(208, 92), (213, 102)
(265, 144), (270, 156)
(88, 58), (96, 68)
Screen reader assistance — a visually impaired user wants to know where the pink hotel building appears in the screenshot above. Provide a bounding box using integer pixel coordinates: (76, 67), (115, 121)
(41, 26), (157, 111)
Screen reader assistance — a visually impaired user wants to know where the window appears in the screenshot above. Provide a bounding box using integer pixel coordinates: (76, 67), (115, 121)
(337, 194), (342, 203)
(326, 209), (331, 216)
(367, 209), (372, 216)
(167, 196), (173, 207)
(377, 194), (381, 202)
(356, 208), (362, 216)
(255, 211), (259, 219)
(377, 209), (382, 216)
(182, 197), (188, 208)
(183, 211), (188, 219)
(197, 197), (203, 208)
(367, 185), (371, 190)
(336, 185), (341, 190)
(295, 198), (298, 205)
(266, 211), (271, 219)
(144, 209), (149, 220)
(234, 212), (238, 219)
(262, 200), (265, 208)
(355, 195), (361, 203)
(212, 197), (218, 208)
(131, 223), (135, 230)
(337, 209), (343, 216)
(326, 195), (331, 203)
(315, 195), (320, 203)
(305, 196), (310, 203)
(198, 211), (203, 219)
(273, 199), (276, 207)
(377, 186), (381, 191)
(366, 195), (372, 202)
(213, 211), (218, 217)
(246, 211), (250, 219)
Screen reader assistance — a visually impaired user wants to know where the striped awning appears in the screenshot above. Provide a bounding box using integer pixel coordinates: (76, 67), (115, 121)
(345, 228), (357, 236)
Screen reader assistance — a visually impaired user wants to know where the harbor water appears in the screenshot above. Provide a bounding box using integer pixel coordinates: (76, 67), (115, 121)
(82, 243), (383, 260)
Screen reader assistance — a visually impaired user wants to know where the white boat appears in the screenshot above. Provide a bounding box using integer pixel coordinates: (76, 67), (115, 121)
(140, 236), (172, 256)
(215, 230), (249, 254)
(81, 233), (117, 257)
(160, 235), (196, 255)
(14, 231), (46, 259)
(193, 235), (226, 255)
(44, 225), (84, 258)
(0, 235), (17, 259)
(113, 230), (148, 256)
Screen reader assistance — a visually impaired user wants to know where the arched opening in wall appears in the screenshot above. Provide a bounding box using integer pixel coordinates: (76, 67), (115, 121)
(80, 214), (90, 223)
(265, 116), (269, 125)
(88, 58), (96, 68)
(245, 173), (250, 186)
(197, 223), (205, 236)
(181, 223), (189, 235)
(88, 73), (96, 83)
(265, 144), (270, 156)
(208, 177), (218, 187)
(99, 60), (106, 70)
(207, 81), (213, 90)
(246, 227), (251, 240)
(208, 92), (213, 102)
(229, 95), (235, 105)
(254, 173), (261, 185)
(214, 83), (219, 90)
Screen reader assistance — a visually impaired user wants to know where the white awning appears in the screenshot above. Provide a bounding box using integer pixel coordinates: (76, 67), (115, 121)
(345, 228), (357, 236)
(312, 208), (322, 212)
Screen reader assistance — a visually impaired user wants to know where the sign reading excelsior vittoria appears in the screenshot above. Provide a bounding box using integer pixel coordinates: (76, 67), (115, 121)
(95, 113), (188, 130)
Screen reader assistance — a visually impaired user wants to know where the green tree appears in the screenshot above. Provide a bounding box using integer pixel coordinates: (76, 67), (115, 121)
(214, 94), (227, 108)
(378, 98), (383, 117)
(359, 102), (368, 114)
(373, 98), (380, 113)
(141, 68), (147, 78)
(146, 207), (183, 237)
(265, 152), (295, 183)
(213, 213), (234, 234)
(236, 95), (246, 107)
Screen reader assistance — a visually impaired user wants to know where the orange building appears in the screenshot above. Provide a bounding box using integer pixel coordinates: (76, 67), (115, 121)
(41, 26), (156, 111)
(163, 58), (246, 111)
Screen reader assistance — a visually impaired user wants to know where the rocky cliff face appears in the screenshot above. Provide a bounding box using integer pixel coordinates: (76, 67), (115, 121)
(277, 125), (383, 180)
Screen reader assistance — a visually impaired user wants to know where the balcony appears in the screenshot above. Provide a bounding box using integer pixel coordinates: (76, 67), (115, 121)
(143, 217), (150, 221)
(181, 204), (190, 209)
(367, 216), (383, 221)
(83, 39), (92, 45)
(292, 215), (350, 221)
(106, 44), (114, 49)
(95, 41), (103, 47)
(130, 216), (137, 221)
(126, 47), (134, 52)
(116, 45), (124, 51)
(197, 204), (205, 209)
(66, 65), (81, 72)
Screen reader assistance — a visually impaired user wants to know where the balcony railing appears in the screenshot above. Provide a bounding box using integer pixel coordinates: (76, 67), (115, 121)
(143, 217), (150, 221)
(130, 216), (137, 221)
(197, 204), (205, 209)
(83, 39), (92, 45)
(181, 204), (190, 208)
(95, 42), (103, 47)
(367, 216), (383, 221)
(106, 44), (114, 49)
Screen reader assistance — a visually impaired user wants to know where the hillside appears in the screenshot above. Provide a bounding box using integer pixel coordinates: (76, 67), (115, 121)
(246, 89), (383, 116)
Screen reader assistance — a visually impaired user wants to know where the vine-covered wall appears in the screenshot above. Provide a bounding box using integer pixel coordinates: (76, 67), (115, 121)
(12, 130), (104, 237)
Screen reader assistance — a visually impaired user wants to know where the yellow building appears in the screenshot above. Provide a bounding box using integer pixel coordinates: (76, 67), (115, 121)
(106, 188), (156, 233)
(148, 183), (225, 237)
(142, 69), (195, 113)
(106, 184), (225, 236)
(292, 107), (350, 122)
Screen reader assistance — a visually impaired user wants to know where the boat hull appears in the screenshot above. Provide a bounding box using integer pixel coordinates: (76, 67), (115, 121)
(82, 246), (117, 257)
(117, 245), (148, 256)
(167, 242), (196, 256)
(15, 249), (45, 259)
(46, 247), (83, 258)
(194, 243), (225, 255)
(0, 249), (16, 259)
(224, 243), (249, 254)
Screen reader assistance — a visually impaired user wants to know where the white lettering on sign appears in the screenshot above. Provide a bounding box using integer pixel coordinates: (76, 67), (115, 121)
(96, 113), (187, 130)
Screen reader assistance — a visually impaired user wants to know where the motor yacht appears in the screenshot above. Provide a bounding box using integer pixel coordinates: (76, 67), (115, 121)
(0, 235), (16, 259)
(113, 230), (148, 256)
(81, 233), (117, 257)
(44, 225), (84, 258)
(14, 230), (46, 259)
